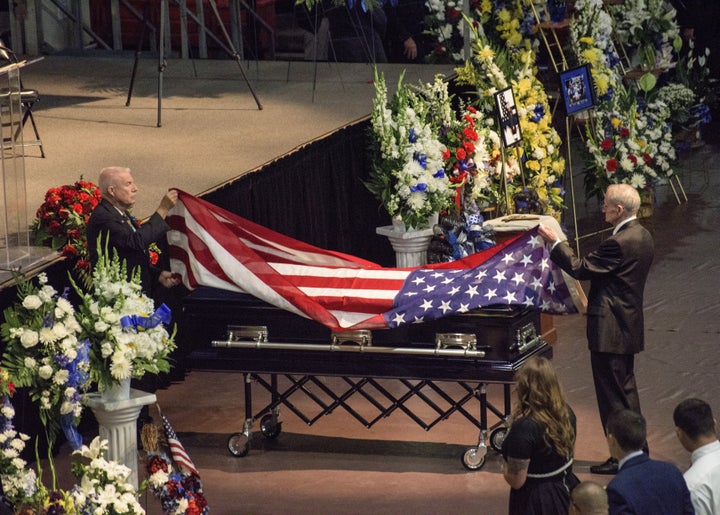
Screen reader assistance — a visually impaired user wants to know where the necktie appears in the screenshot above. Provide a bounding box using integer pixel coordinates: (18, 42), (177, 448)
(123, 213), (136, 232)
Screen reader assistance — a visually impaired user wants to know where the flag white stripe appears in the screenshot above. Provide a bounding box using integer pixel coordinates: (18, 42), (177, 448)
(270, 262), (411, 280)
(297, 287), (399, 300)
(180, 205), (309, 318)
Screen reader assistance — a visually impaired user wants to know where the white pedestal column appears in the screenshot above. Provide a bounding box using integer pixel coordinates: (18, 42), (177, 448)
(376, 225), (434, 268)
(85, 389), (157, 490)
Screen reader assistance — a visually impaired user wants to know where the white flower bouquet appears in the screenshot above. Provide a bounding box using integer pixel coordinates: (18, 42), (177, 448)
(0, 396), (37, 508)
(72, 243), (177, 393)
(67, 436), (145, 515)
(367, 69), (455, 230)
(0, 273), (90, 447)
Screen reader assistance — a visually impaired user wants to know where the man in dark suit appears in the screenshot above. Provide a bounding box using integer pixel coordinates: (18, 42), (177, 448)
(86, 166), (181, 295)
(538, 183), (654, 474)
(605, 409), (694, 515)
(85, 166), (182, 427)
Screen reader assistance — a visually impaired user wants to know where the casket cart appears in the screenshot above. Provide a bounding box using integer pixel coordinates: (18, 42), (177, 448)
(180, 287), (552, 470)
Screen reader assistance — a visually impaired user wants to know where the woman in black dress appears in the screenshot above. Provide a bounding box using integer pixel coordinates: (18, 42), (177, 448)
(501, 356), (579, 514)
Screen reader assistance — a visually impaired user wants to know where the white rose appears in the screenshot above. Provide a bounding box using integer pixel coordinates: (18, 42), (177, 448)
(23, 357), (36, 368)
(38, 365), (53, 380)
(21, 295), (42, 310)
(19, 330), (39, 348)
(94, 321), (109, 333)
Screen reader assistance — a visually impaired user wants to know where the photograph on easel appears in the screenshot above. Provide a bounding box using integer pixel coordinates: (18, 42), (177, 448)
(494, 87), (522, 148)
(559, 64), (596, 115)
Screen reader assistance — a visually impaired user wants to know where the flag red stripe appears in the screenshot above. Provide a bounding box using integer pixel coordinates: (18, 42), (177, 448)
(169, 194), (397, 329)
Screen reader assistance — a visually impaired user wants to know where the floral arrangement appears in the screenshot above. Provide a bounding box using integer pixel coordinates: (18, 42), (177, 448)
(143, 421), (209, 515)
(30, 179), (101, 285)
(584, 85), (675, 197)
(656, 82), (697, 126)
(0, 380), (38, 509)
(71, 243), (177, 394)
(1, 405), (144, 514)
(454, 39), (566, 218)
(490, 0), (538, 54)
(424, 0), (544, 64)
(606, 0), (680, 71)
(440, 103), (515, 213)
(674, 38), (714, 103)
(64, 436), (145, 514)
(424, 0), (488, 63)
(0, 273), (91, 448)
(569, 0), (621, 101)
(367, 69), (455, 230)
(145, 453), (208, 515)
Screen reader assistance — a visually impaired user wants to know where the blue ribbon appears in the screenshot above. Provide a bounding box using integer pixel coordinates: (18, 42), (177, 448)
(62, 413), (83, 450)
(121, 303), (172, 333)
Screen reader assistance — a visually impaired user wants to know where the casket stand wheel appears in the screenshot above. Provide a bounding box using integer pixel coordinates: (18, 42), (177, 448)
(462, 442), (488, 470)
(260, 412), (282, 439)
(228, 432), (250, 457)
(227, 419), (252, 457)
(490, 427), (508, 452)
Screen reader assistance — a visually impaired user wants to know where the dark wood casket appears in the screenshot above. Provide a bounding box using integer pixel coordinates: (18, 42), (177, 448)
(178, 286), (550, 380)
(177, 286), (553, 468)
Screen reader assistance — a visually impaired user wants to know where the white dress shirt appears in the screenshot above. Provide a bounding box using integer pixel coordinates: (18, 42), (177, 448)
(684, 440), (720, 515)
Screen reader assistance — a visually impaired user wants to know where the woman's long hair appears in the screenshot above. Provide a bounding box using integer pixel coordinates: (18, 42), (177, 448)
(511, 356), (575, 458)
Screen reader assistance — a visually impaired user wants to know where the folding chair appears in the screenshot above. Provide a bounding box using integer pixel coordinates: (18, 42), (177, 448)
(0, 40), (44, 158)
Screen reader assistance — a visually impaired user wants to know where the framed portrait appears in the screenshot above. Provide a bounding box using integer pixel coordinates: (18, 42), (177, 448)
(559, 64), (596, 115)
(494, 87), (522, 148)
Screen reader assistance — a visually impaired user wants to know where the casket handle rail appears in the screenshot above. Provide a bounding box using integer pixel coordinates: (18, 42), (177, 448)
(513, 323), (543, 355)
(435, 333), (477, 351)
(212, 325), (486, 358)
(331, 330), (372, 347)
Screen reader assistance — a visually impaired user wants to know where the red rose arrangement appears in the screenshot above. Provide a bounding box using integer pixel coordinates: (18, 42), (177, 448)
(31, 178), (101, 279)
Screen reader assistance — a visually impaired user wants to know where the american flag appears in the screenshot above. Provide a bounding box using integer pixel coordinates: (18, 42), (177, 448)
(161, 413), (199, 475)
(166, 191), (583, 332)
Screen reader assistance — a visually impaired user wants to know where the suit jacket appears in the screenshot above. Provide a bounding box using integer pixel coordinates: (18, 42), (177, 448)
(550, 219), (654, 354)
(86, 198), (170, 294)
(607, 454), (695, 515)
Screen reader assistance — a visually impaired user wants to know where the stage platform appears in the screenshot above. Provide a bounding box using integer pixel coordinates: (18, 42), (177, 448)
(12, 53), (720, 514)
(20, 55), (454, 222)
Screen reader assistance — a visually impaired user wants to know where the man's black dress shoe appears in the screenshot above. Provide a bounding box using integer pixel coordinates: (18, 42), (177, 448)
(590, 457), (619, 475)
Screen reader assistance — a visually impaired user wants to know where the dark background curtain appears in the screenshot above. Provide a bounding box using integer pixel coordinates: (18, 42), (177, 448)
(201, 118), (396, 266)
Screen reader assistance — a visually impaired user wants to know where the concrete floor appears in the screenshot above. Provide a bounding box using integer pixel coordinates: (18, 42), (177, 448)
(14, 54), (720, 514)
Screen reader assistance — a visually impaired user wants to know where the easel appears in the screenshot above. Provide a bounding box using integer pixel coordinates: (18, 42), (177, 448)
(126, 0), (263, 128)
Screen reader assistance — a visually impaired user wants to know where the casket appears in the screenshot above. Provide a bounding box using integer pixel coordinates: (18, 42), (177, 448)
(179, 286), (548, 379)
